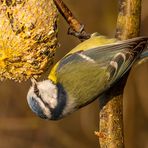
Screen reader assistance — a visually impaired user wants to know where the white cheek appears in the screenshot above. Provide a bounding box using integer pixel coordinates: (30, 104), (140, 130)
(52, 90), (57, 99)
(49, 98), (57, 109)
(50, 89), (58, 108)
(39, 89), (58, 109)
(38, 80), (58, 109)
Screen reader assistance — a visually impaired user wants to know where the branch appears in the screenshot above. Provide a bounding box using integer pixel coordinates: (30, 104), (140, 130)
(97, 0), (141, 147)
(53, 0), (90, 40)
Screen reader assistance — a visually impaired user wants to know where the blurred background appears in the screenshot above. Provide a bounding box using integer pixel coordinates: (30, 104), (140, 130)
(0, 0), (148, 147)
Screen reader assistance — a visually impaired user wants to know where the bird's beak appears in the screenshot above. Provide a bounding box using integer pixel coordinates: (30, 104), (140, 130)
(31, 77), (37, 86)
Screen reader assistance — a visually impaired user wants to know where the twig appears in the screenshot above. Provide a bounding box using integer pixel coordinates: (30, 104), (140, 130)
(98, 0), (141, 147)
(53, 0), (90, 40)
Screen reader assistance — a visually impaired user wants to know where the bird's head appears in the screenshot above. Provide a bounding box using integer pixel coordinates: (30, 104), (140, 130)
(27, 78), (58, 120)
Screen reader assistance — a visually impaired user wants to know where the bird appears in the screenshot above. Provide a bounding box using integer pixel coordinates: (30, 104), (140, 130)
(27, 34), (148, 120)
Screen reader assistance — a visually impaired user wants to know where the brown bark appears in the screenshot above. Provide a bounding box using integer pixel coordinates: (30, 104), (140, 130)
(98, 0), (142, 147)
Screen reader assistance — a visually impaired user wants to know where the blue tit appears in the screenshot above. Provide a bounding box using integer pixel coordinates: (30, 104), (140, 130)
(27, 34), (148, 120)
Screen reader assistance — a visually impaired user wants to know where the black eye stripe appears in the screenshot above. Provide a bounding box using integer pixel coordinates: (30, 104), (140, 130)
(34, 84), (40, 98)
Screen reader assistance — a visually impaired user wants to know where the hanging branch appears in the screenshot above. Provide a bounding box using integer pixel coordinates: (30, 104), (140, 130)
(97, 0), (142, 147)
(53, 0), (90, 40)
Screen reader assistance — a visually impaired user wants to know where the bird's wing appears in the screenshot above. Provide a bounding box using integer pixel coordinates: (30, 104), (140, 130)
(55, 37), (147, 108)
(57, 36), (147, 73)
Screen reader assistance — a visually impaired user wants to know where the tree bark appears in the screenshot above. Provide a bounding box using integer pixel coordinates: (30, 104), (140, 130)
(98, 0), (142, 147)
